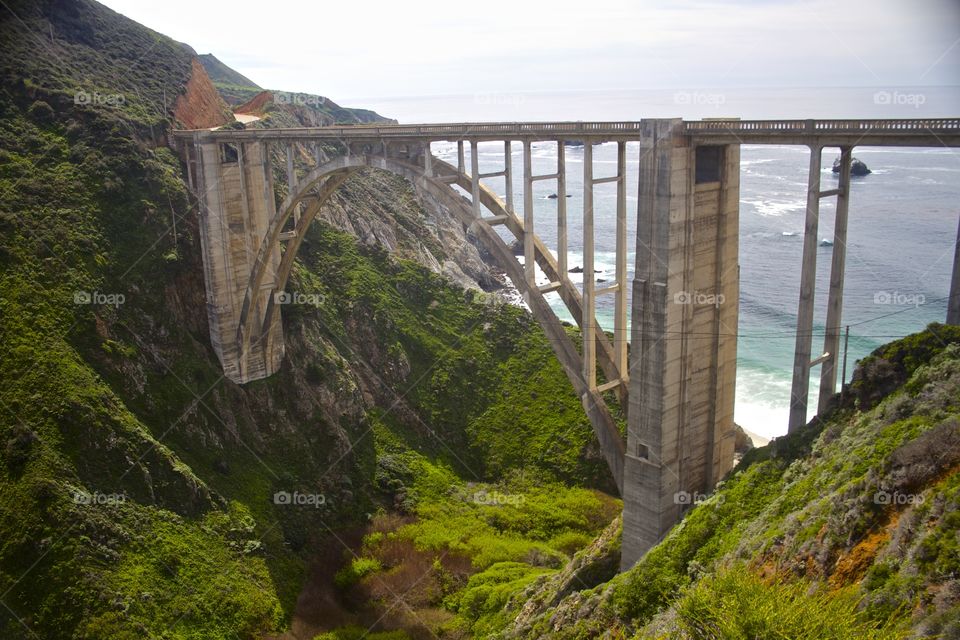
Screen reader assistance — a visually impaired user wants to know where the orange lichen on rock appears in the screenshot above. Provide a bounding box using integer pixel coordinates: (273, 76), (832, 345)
(829, 514), (900, 589)
(173, 58), (233, 129)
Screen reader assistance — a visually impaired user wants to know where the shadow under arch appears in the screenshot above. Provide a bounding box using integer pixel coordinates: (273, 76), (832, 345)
(236, 152), (627, 492)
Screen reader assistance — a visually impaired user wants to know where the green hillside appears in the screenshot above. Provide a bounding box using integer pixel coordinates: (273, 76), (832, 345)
(198, 53), (260, 89)
(482, 325), (960, 639)
(198, 53), (262, 105)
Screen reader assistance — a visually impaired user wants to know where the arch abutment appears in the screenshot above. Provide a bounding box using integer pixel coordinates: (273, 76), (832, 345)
(620, 120), (740, 569)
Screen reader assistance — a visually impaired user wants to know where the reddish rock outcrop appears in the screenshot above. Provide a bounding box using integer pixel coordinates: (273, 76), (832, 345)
(235, 90), (273, 116)
(173, 58), (233, 129)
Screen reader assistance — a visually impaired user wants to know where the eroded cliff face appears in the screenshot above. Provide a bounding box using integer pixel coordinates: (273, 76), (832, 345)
(172, 57), (234, 129)
(235, 89), (273, 116)
(318, 171), (504, 293)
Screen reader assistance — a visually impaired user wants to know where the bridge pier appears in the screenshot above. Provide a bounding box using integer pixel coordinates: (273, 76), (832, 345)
(788, 145), (824, 431)
(788, 145), (855, 431)
(620, 120), (740, 569)
(818, 147), (853, 415)
(190, 136), (284, 383)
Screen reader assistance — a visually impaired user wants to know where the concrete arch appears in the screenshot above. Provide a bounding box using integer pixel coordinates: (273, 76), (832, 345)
(235, 151), (626, 491)
(239, 154), (626, 392)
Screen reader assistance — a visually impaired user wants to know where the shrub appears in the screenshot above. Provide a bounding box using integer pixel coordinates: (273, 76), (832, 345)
(334, 557), (382, 589)
(313, 626), (410, 640)
(670, 566), (906, 640)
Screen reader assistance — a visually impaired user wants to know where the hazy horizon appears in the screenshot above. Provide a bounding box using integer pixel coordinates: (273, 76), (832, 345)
(98, 0), (960, 111)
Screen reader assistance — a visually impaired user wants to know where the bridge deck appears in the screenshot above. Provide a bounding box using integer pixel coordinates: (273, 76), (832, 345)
(173, 118), (960, 147)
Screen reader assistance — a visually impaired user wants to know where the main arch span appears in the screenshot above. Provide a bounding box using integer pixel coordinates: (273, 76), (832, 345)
(174, 118), (960, 570)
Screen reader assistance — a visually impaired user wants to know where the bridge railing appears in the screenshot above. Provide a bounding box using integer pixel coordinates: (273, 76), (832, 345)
(295, 121), (646, 136)
(173, 121), (652, 140)
(684, 118), (960, 134)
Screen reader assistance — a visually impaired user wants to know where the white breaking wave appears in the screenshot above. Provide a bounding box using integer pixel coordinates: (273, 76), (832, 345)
(742, 197), (806, 217)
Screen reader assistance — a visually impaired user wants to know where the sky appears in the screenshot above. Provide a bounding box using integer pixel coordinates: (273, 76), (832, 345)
(100, 0), (959, 106)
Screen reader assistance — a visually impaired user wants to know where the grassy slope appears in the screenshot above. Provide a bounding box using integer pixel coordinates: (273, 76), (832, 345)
(197, 53), (262, 106)
(491, 325), (960, 639)
(198, 53), (260, 88)
(0, 2), (614, 637)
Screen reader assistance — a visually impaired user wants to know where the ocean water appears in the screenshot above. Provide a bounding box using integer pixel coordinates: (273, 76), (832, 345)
(350, 87), (960, 439)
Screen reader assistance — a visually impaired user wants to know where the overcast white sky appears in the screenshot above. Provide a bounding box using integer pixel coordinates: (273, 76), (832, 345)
(101, 0), (959, 103)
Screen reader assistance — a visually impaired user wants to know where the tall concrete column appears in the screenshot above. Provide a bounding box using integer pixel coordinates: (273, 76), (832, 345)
(504, 141), (514, 215)
(818, 147), (852, 412)
(788, 145), (823, 432)
(583, 142), (596, 388)
(621, 121), (739, 570)
(523, 141), (535, 287)
(556, 141), (568, 276)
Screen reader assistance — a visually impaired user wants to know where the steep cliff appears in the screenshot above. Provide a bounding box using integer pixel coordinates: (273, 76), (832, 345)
(172, 58), (234, 129)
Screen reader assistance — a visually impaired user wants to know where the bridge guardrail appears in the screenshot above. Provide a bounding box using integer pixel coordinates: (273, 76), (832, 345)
(172, 121), (652, 140)
(684, 118), (960, 134)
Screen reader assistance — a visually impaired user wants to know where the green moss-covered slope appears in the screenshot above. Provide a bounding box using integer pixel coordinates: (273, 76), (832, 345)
(198, 53), (262, 105)
(492, 325), (960, 639)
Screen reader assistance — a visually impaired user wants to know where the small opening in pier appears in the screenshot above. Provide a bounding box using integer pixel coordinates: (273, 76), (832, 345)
(695, 145), (723, 183)
(637, 443), (649, 460)
(220, 142), (238, 164)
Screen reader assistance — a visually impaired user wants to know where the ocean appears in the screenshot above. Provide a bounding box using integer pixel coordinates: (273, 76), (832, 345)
(344, 87), (960, 439)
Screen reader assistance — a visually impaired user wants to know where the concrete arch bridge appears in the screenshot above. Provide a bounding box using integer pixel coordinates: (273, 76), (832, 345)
(174, 117), (960, 569)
